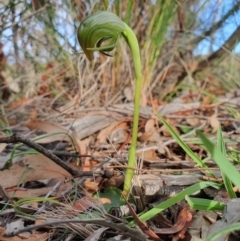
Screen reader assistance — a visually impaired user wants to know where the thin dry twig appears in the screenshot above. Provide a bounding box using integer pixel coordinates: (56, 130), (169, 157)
(0, 133), (93, 177)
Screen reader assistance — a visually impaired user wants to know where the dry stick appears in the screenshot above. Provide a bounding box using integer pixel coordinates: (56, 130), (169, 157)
(0, 133), (93, 177)
(5, 218), (148, 241)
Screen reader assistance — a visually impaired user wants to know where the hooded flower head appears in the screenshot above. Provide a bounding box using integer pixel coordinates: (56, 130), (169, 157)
(77, 11), (126, 61)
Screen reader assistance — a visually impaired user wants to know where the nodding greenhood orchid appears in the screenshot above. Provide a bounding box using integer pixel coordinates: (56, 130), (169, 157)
(77, 11), (142, 197)
(77, 11), (126, 61)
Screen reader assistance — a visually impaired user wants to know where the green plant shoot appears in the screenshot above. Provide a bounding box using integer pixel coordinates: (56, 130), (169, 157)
(77, 11), (142, 195)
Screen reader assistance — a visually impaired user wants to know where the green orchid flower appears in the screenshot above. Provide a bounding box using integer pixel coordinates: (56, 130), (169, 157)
(77, 11), (142, 197)
(77, 11), (126, 61)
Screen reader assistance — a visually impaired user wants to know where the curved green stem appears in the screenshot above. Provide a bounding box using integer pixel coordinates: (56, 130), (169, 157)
(122, 25), (142, 195)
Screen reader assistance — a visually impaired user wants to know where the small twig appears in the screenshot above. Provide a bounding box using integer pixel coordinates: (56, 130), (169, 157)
(0, 133), (93, 177)
(5, 218), (148, 241)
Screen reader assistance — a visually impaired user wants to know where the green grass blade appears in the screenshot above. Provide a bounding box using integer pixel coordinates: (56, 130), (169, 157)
(197, 130), (240, 188)
(156, 113), (214, 177)
(14, 197), (60, 219)
(217, 125), (236, 198)
(185, 195), (225, 211)
(128, 181), (219, 227)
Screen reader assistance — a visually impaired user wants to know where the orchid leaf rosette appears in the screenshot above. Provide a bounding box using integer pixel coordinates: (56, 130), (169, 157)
(77, 11), (142, 196)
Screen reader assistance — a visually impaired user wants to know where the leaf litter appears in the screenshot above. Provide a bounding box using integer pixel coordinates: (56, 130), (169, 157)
(2, 91), (240, 241)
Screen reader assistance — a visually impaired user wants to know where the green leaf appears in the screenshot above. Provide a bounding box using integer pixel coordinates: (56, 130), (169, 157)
(185, 195), (225, 211)
(156, 113), (214, 177)
(197, 130), (240, 188)
(217, 125), (236, 198)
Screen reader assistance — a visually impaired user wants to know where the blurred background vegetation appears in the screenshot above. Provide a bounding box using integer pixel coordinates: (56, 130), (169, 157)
(0, 0), (240, 113)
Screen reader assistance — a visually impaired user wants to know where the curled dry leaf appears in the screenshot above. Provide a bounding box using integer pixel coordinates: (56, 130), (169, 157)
(152, 205), (195, 240)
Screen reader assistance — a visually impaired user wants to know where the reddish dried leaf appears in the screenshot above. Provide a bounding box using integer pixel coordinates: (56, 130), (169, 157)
(153, 205), (195, 235)
(74, 196), (101, 212)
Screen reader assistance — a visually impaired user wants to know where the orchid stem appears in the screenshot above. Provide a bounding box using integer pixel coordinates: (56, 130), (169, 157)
(122, 25), (142, 195)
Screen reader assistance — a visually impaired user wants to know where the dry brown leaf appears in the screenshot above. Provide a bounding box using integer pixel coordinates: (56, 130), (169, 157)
(139, 119), (162, 143)
(153, 204), (195, 237)
(23, 120), (72, 143)
(102, 175), (124, 189)
(109, 124), (128, 144)
(202, 96), (213, 105)
(0, 154), (71, 190)
(84, 179), (100, 193)
(137, 149), (160, 162)
(186, 118), (200, 127)
(209, 114), (220, 133)
(7, 97), (30, 109)
(74, 196), (100, 212)
(97, 121), (128, 144)
(35, 219), (46, 226)
(145, 119), (156, 131)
